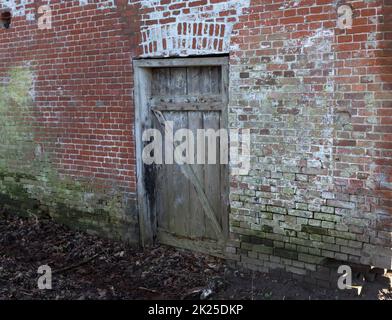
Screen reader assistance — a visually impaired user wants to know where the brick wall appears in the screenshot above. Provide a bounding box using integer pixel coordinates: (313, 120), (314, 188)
(228, 0), (392, 279)
(137, 0), (250, 56)
(0, 0), (141, 242)
(0, 0), (390, 279)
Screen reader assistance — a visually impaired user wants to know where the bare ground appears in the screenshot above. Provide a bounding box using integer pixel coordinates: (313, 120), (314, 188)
(0, 209), (390, 300)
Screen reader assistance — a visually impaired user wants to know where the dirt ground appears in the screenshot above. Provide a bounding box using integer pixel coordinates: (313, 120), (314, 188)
(0, 209), (391, 300)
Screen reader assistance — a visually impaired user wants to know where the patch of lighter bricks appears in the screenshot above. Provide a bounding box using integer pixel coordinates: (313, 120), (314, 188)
(137, 0), (251, 57)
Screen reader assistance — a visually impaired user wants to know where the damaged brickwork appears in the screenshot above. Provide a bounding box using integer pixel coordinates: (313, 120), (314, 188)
(0, 0), (391, 283)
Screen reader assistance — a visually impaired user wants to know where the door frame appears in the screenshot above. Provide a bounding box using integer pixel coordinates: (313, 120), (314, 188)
(133, 56), (229, 247)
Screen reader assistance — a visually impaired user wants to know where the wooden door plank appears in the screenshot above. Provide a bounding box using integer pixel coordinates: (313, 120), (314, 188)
(199, 66), (222, 240)
(152, 109), (224, 242)
(168, 68), (189, 237)
(203, 111), (222, 240)
(210, 66), (222, 95)
(135, 67), (155, 246)
(157, 230), (226, 259)
(150, 94), (222, 105)
(170, 111), (190, 237)
(153, 68), (172, 233)
(150, 103), (223, 112)
(134, 57), (229, 68)
(170, 68), (187, 96)
(187, 67), (206, 239)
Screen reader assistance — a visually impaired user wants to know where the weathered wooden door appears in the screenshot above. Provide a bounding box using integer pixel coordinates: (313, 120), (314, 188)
(148, 64), (228, 254)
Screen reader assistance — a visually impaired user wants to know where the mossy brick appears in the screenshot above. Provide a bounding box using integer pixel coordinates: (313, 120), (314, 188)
(239, 221), (251, 229)
(295, 174), (308, 182)
(271, 172), (283, 179)
(241, 242), (253, 251)
(261, 224), (274, 233)
(347, 218), (368, 227)
(302, 225), (330, 236)
(273, 241), (285, 249)
(309, 234), (322, 242)
(253, 244), (274, 255)
(329, 230), (356, 240)
(266, 206), (287, 214)
(321, 221), (335, 229)
(326, 200), (355, 209)
(335, 224), (349, 232)
(334, 252), (348, 261)
(295, 203), (308, 210)
(249, 235), (274, 247)
(241, 256), (266, 268)
(298, 253), (324, 264)
(272, 214), (285, 221)
(347, 225), (364, 234)
(239, 249), (249, 256)
(340, 246), (362, 257)
(309, 219), (322, 227)
(225, 246), (237, 254)
(321, 206), (335, 214)
(288, 209), (313, 218)
(297, 232), (309, 239)
(322, 235), (336, 244)
(231, 220), (241, 227)
(282, 173), (296, 181)
(308, 204), (321, 212)
(285, 230), (296, 237)
(259, 211), (273, 220)
(264, 232), (285, 242)
(296, 245), (310, 254)
(319, 242), (339, 252)
(269, 255), (281, 263)
(296, 217), (308, 225)
(335, 208), (351, 216)
(273, 248), (298, 260)
(347, 240), (363, 249)
(336, 238), (348, 246)
(284, 243), (297, 251)
(290, 237), (309, 247)
(314, 212), (340, 222)
(321, 250), (335, 258)
(248, 251), (258, 259)
(355, 234), (369, 243)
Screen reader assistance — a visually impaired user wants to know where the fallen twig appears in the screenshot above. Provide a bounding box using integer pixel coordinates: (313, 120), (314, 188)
(53, 252), (102, 275)
(138, 287), (159, 294)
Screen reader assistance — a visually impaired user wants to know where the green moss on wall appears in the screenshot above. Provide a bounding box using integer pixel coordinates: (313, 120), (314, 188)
(0, 66), (138, 243)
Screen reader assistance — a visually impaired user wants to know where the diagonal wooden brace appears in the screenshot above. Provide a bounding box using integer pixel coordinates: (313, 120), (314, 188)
(151, 109), (225, 243)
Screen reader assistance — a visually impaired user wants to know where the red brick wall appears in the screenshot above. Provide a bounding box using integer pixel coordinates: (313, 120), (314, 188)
(332, 0), (392, 264)
(0, 1), (142, 241)
(0, 0), (390, 276)
(228, 0), (391, 277)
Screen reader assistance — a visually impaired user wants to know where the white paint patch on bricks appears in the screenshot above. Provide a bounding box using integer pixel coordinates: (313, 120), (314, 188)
(0, 0), (33, 16)
(137, 0), (251, 57)
(0, 0), (115, 17)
